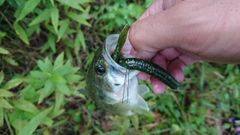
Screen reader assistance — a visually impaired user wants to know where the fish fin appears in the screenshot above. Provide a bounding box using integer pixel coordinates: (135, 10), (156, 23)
(137, 95), (149, 111)
(138, 85), (149, 96)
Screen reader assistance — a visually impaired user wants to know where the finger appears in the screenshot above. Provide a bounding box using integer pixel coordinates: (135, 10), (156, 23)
(158, 48), (181, 61)
(128, 1), (205, 60)
(138, 0), (164, 20)
(137, 72), (150, 80)
(167, 58), (185, 82)
(150, 51), (168, 94)
(150, 77), (166, 94)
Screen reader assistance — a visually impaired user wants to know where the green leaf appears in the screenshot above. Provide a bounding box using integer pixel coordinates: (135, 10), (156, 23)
(42, 117), (53, 127)
(18, 107), (52, 135)
(57, 0), (84, 11)
(51, 6), (59, 33)
(65, 75), (82, 83)
(0, 47), (9, 54)
(37, 59), (52, 72)
(3, 78), (23, 90)
(0, 71), (4, 84)
(13, 21), (29, 45)
(54, 91), (64, 111)
(3, 57), (19, 66)
(128, 4), (144, 18)
(47, 34), (56, 53)
(50, 0), (54, 6)
(29, 9), (51, 26)
(130, 115), (139, 130)
(30, 70), (47, 79)
(17, 0), (41, 21)
(121, 117), (130, 135)
(74, 30), (87, 52)
(53, 52), (64, 70)
(12, 98), (39, 113)
(0, 89), (14, 97)
(57, 19), (70, 42)
(66, 12), (91, 27)
(0, 107), (3, 127)
(0, 97), (13, 108)
(0, 32), (6, 43)
(0, 0), (5, 6)
(56, 83), (71, 96)
(49, 109), (64, 119)
(44, 79), (53, 93)
(50, 73), (66, 84)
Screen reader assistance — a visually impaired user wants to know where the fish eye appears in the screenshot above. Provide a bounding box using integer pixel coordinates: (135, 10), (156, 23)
(95, 65), (105, 75)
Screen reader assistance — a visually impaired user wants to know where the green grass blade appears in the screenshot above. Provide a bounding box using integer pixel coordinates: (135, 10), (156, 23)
(13, 21), (29, 45)
(51, 6), (59, 33)
(16, 0), (41, 21)
(18, 107), (52, 135)
(29, 9), (51, 26)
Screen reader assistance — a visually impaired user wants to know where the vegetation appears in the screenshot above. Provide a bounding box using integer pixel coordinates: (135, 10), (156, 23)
(0, 0), (239, 134)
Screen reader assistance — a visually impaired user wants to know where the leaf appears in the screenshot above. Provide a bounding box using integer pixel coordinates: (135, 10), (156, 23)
(3, 78), (23, 90)
(0, 89), (14, 97)
(29, 9), (51, 26)
(54, 91), (64, 111)
(18, 107), (52, 135)
(0, 47), (9, 54)
(0, 107), (3, 127)
(3, 57), (18, 66)
(57, 19), (70, 42)
(51, 6), (59, 33)
(50, 0), (54, 6)
(0, 71), (4, 84)
(65, 75), (82, 83)
(0, 32), (6, 43)
(47, 34), (56, 53)
(13, 21), (29, 45)
(130, 115), (139, 130)
(53, 52), (64, 70)
(17, 0), (41, 21)
(12, 98), (39, 113)
(57, 0), (84, 11)
(37, 59), (52, 72)
(74, 30), (87, 52)
(30, 70), (47, 79)
(66, 12), (91, 27)
(121, 117), (130, 135)
(0, 97), (13, 108)
(42, 117), (53, 127)
(50, 73), (66, 84)
(0, 0), (5, 6)
(56, 83), (71, 96)
(128, 4), (144, 18)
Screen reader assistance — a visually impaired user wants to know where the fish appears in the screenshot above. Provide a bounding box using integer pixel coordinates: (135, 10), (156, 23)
(85, 34), (150, 116)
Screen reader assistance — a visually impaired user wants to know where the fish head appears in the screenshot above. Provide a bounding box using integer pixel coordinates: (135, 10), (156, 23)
(85, 34), (149, 116)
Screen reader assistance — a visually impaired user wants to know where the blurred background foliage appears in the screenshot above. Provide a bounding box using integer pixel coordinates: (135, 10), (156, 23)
(0, 0), (239, 135)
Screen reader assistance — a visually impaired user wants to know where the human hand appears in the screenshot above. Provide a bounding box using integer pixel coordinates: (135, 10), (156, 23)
(123, 0), (240, 94)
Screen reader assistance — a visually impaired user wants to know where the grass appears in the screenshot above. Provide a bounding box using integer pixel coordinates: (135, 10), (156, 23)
(0, 0), (240, 135)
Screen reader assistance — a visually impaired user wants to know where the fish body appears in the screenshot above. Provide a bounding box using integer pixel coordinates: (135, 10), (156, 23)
(85, 34), (149, 116)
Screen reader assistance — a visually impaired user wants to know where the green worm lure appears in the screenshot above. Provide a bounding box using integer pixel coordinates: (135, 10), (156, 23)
(112, 25), (179, 89)
(118, 58), (179, 89)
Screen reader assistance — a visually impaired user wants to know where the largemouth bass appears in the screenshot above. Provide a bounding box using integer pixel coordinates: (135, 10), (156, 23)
(85, 34), (150, 116)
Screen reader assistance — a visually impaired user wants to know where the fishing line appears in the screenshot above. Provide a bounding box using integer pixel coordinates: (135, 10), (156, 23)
(122, 68), (130, 104)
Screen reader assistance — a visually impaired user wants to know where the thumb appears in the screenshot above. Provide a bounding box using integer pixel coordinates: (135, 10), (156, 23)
(128, 1), (205, 60)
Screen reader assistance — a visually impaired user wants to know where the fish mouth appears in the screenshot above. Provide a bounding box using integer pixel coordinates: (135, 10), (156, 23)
(103, 34), (126, 73)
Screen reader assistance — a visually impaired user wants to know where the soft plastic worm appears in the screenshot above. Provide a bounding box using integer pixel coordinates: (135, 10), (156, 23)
(111, 25), (129, 62)
(118, 58), (179, 89)
(112, 25), (179, 89)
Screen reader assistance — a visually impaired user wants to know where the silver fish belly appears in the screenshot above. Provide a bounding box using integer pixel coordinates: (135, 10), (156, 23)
(85, 34), (149, 116)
